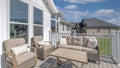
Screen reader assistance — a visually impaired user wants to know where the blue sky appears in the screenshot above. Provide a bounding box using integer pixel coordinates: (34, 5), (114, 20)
(53, 0), (120, 26)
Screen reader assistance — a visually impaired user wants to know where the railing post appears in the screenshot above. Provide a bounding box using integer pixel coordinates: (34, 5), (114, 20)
(111, 32), (117, 63)
(117, 31), (120, 65)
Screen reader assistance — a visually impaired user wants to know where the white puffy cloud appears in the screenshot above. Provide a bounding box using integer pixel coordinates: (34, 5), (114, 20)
(93, 9), (119, 18)
(64, 0), (106, 4)
(64, 5), (78, 10)
(108, 17), (120, 26)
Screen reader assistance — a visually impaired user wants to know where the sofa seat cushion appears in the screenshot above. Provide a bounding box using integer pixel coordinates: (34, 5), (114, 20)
(72, 36), (83, 46)
(81, 47), (97, 54)
(44, 45), (52, 51)
(58, 45), (82, 50)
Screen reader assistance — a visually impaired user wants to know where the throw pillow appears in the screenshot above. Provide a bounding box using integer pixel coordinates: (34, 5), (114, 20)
(60, 38), (67, 45)
(87, 38), (98, 49)
(11, 44), (28, 56)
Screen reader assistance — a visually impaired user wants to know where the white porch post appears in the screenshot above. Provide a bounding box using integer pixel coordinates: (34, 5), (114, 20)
(117, 31), (120, 65)
(28, 4), (33, 45)
(0, 0), (9, 68)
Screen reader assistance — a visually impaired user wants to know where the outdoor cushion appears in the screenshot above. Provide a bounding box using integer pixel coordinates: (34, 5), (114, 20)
(6, 52), (35, 65)
(33, 36), (42, 45)
(72, 36), (83, 46)
(11, 44), (28, 56)
(63, 36), (71, 45)
(16, 52), (35, 65)
(58, 44), (82, 50)
(59, 38), (67, 45)
(81, 47), (97, 54)
(38, 41), (50, 45)
(83, 36), (97, 47)
(87, 38), (98, 49)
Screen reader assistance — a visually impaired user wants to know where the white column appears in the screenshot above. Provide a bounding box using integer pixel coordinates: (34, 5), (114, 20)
(0, 0), (9, 68)
(28, 5), (33, 45)
(43, 11), (51, 41)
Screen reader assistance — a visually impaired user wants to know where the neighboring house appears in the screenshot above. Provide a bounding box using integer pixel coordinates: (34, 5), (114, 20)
(71, 18), (119, 34)
(59, 19), (72, 33)
(0, 0), (58, 67)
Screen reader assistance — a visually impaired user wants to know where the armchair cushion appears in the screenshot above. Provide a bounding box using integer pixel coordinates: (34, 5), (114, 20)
(6, 52), (36, 65)
(11, 44), (28, 56)
(38, 41), (50, 45)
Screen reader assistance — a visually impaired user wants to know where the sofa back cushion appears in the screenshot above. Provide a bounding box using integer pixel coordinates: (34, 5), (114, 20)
(59, 38), (67, 45)
(83, 36), (97, 47)
(87, 38), (98, 49)
(63, 36), (72, 45)
(72, 36), (83, 46)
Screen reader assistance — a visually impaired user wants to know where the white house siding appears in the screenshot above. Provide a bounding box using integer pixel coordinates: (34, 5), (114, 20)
(0, 0), (10, 68)
(59, 23), (71, 33)
(0, 0), (52, 67)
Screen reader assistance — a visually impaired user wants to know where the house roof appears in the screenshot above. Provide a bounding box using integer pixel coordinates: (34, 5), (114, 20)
(60, 19), (73, 26)
(82, 18), (119, 28)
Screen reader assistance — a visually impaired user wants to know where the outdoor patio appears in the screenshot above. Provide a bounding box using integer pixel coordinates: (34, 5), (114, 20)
(34, 56), (120, 68)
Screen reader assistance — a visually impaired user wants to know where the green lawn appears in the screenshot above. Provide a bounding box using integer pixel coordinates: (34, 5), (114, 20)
(98, 38), (112, 55)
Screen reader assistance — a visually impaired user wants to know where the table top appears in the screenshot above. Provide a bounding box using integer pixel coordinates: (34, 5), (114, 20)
(50, 48), (88, 64)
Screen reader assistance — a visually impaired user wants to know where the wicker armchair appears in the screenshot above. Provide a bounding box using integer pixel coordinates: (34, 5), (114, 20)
(31, 36), (53, 60)
(3, 38), (37, 68)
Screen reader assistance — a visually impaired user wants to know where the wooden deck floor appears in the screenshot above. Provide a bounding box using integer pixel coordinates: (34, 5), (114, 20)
(34, 56), (120, 68)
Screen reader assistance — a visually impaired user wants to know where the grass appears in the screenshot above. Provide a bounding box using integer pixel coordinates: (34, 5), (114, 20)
(98, 38), (112, 56)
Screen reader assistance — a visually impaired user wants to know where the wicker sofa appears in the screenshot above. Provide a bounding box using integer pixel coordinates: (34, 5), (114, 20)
(58, 36), (100, 64)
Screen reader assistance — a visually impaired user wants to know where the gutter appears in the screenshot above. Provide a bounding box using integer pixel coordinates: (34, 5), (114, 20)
(45, 0), (58, 13)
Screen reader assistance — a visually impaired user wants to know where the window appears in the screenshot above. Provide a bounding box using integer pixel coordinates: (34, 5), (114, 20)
(34, 26), (43, 36)
(10, 0), (28, 41)
(62, 23), (64, 31)
(33, 7), (43, 36)
(51, 14), (56, 19)
(10, 0), (28, 23)
(98, 28), (100, 32)
(66, 25), (70, 31)
(51, 20), (56, 32)
(34, 8), (43, 25)
(10, 24), (28, 40)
